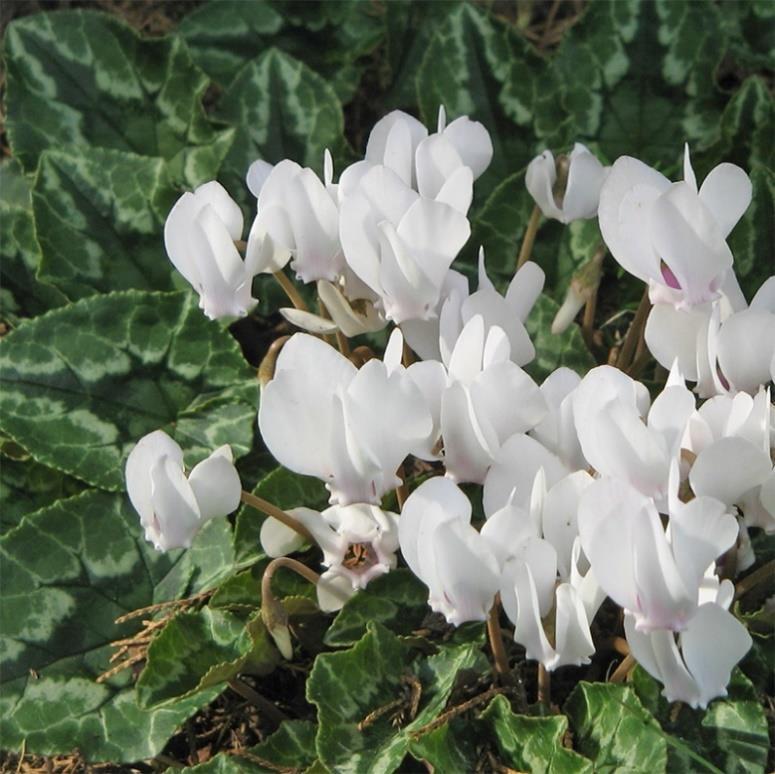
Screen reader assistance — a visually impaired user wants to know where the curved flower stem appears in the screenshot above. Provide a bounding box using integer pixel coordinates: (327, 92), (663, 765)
(228, 678), (287, 725)
(735, 559), (775, 601)
(261, 556), (322, 659)
(609, 653), (636, 683)
(537, 664), (551, 709)
(273, 270), (308, 312)
(257, 335), (290, 386)
(335, 330), (351, 358)
(395, 464), (409, 511)
(517, 205), (542, 270)
(240, 490), (315, 545)
(487, 595), (512, 682)
(617, 287), (650, 371)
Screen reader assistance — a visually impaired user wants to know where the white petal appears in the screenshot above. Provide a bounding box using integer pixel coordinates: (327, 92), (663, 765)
(483, 433), (567, 516)
(504, 561), (557, 668)
(749, 276), (775, 313)
(681, 603), (751, 708)
(317, 571), (357, 612)
(542, 471), (593, 581)
(416, 134), (465, 200)
(448, 314), (485, 384)
(441, 382), (499, 484)
(188, 445), (241, 522)
(259, 334), (355, 479)
(526, 150), (563, 221)
(598, 156), (670, 283)
(260, 517), (306, 558)
(690, 437), (772, 505)
(553, 583), (595, 668)
(442, 115), (493, 178)
(247, 159), (274, 198)
(279, 307), (339, 334)
(125, 430), (184, 527)
(562, 143), (607, 221)
(717, 309), (775, 394)
(194, 181), (243, 241)
(698, 163), (752, 239)
(317, 280), (385, 338)
(506, 261), (545, 322)
(645, 303), (710, 380)
(651, 182), (732, 306)
(365, 111), (428, 186)
(435, 165), (474, 214)
(150, 456), (201, 551)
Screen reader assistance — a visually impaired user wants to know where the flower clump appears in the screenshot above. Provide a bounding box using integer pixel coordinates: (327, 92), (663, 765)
(125, 107), (773, 710)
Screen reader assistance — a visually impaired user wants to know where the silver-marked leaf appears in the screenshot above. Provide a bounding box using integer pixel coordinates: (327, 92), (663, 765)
(307, 622), (487, 773)
(4, 10), (217, 172)
(180, 0), (381, 102)
(0, 454), (84, 533)
(0, 490), (222, 761)
(33, 148), (178, 300)
(136, 608), (277, 708)
(564, 682), (667, 772)
(408, 717), (480, 772)
(0, 158), (66, 324)
(189, 720), (318, 773)
(0, 290), (256, 490)
(480, 694), (592, 773)
(416, 4), (540, 202)
(214, 48), (347, 209)
(631, 667), (769, 774)
(324, 569), (429, 647)
(534, 0), (639, 147)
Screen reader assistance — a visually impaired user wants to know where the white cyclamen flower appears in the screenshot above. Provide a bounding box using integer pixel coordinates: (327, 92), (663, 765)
(598, 145), (751, 309)
(258, 332), (432, 505)
(125, 430), (241, 551)
(624, 580), (750, 709)
(246, 157), (343, 283)
(339, 164), (471, 323)
(399, 477), (501, 626)
(164, 181), (258, 320)
(402, 251), (544, 366)
(260, 503), (400, 612)
(441, 315), (547, 484)
(526, 143), (608, 223)
(578, 473), (738, 632)
(572, 364), (696, 504)
(340, 108), (493, 214)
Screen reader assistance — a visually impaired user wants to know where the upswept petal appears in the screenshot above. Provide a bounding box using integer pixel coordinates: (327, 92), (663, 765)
(442, 115), (493, 178)
(562, 143), (607, 221)
(645, 303), (710, 380)
(717, 309), (775, 394)
(246, 159), (273, 198)
(194, 181), (243, 240)
(553, 584), (595, 668)
(188, 445), (241, 522)
(483, 433), (567, 516)
(525, 150), (563, 221)
(150, 455), (201, 551)
(650, 182), (732, 306)
(415, 133), (465, 200)
(680, 603), (752, 708)
(698, 163), (752, 239)
(689, 436), (772, 506)
(598, 156), (670, 282)
(126, 430), (184, 527)
(506, 261), (545, 322)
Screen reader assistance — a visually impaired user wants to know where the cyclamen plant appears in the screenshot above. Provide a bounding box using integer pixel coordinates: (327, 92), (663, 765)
(126, 107), (773, 715)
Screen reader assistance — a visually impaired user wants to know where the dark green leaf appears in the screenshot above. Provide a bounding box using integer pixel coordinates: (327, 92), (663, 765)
(481, 694), (592, 773)
(214, 48), (347, 211)
(308, 622), (486, 773)
(0, 290), (256, 490)
(136, 608), (277, 708)
(325, 569), (429, 647)
(631, 667), (769, 774)
(564, 681), (667, 772)
(0, 158), (66, 324)
(0, 454), (84, 533)
(33, 148), (178, 300)
(0, 490), (222, 761)
(4, 10), (217, 171)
